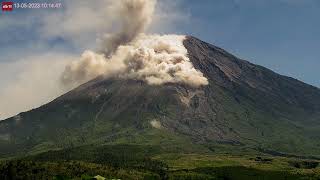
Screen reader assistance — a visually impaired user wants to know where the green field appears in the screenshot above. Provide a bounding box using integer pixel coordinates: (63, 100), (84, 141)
(1, 144), (319, 180)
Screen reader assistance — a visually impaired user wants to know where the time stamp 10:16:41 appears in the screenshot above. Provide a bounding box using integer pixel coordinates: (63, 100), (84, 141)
(13, 2), (62, 9)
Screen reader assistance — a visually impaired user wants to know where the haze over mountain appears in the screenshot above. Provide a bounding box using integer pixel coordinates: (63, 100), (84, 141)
(0, 36), (320, 158)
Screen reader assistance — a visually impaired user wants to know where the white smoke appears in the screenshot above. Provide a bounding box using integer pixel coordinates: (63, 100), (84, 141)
(0, 0), (195, 120)
(61, 0), (208, 88)
(62, 34), (208, 87)
(99, 0), (156, 56)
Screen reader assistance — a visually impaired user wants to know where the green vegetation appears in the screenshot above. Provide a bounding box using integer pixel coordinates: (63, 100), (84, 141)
(1, 144), (319, 179)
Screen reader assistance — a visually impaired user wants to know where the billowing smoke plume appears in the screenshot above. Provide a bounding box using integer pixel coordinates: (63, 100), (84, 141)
(61, 0), (208, 88)
(100, 0), (156, 56)
(0, 0), (196, 120)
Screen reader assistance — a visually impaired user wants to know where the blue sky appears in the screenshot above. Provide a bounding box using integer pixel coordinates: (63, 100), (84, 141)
(1, 0), (319, 87)
(0, 0), (319, 119)
(0, 0), (320, 87)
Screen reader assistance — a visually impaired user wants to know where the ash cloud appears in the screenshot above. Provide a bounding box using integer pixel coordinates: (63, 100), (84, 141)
(0, 0), (194, 120)
(61, 0), (208, 88)
(99, 0), (156, 56)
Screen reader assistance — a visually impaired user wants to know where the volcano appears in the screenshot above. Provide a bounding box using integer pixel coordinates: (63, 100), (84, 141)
(1, 36), (320, 157)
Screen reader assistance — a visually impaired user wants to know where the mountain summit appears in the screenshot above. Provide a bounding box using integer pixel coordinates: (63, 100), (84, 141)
(1, 36), (320, 157)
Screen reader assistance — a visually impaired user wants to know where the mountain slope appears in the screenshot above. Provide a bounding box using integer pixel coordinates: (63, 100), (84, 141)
(0, 36), (320, 157)
(184, 36), (320, 153)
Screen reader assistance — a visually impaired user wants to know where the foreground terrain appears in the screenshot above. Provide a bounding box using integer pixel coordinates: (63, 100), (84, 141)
(1, 144), (320, 179)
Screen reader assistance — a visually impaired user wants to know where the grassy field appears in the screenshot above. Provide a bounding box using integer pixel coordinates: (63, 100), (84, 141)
(158, 153), (320, 179)
(0, 144), (319, 179)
